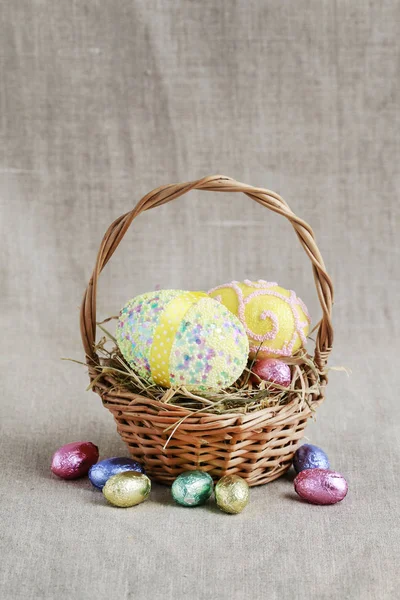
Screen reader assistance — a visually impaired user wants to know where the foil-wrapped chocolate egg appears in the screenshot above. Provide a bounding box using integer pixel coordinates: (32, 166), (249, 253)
(251, 358), (291, 387)
(293, 444), (330, 473)
(294, 469), (348, 505)
(89, 457), (145, 489)
(103, 471), (151, 507)
(51, 441), (99, 480)
(215, 475), (250, 514)
(171, 471), (214, 507)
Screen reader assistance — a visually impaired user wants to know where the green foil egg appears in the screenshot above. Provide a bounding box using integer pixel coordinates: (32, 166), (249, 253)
(215, 475), (250, 514)
(102, 471), (151, 507)
(171, 470), (214, 507)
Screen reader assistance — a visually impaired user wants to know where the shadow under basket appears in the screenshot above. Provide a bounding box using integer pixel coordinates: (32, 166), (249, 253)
(80, 175), (333, 487)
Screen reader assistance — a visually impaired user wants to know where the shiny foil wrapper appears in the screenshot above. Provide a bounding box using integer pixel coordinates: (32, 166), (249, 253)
(171, 471), (214, 507)
(89, 457), (145, 489)
(293, 444), (330, 474)
(252, 358), (291, 387)
(102, 472), (151, 507)
(215, 475), (250, 514)
(51, 441), (99, 480)
(294, 469), (348, 505)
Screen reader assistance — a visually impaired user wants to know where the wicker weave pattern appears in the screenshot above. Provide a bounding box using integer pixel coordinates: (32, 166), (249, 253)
(80, 176), (334, 486)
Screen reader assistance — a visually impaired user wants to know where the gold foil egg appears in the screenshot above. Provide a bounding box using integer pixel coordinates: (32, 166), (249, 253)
(215, 475), (250, 514)
(102, 471), (151, 507)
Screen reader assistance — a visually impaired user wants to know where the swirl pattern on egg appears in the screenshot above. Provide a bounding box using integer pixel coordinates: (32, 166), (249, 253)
(208, 280), (311, 358)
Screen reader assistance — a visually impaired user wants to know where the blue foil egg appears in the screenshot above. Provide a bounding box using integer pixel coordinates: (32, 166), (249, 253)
(293, 444), (330, 474)
(89, 457), (145, 489)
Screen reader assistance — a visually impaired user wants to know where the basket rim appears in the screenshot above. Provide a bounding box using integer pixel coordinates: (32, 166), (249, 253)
(98, 383), (320, 424)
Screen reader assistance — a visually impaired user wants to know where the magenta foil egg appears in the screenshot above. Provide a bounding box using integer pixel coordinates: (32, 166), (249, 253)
(294, 469), (348, 505)
(251, 358), (291, 387)
(51, 441), (99, 480)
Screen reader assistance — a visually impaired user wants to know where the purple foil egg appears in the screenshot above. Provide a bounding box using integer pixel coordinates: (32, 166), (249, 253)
(251, 358), (291, 387)
(51, 441), (99, 480)
(88, 457), (145, 489)
(293, 443), (330, 473)
(294, 469), (348, 505)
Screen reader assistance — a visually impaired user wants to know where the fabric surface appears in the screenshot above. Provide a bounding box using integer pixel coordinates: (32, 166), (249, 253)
(1, 1), (399, 598)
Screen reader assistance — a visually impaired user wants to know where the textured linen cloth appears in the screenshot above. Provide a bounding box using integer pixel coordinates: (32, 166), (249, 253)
(1, 1), (399, 599)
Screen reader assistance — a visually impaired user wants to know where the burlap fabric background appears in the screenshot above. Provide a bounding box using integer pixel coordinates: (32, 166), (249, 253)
(1, 2), (399, 599)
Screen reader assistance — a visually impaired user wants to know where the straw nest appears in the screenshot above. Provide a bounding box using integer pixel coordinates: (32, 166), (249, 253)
(72, 317), (326, 417)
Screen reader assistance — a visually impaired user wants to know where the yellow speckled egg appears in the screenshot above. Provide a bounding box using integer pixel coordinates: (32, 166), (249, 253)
(103, 471), (151, 507)
(208, 280), (310, 359)
(116, 290), (249, 391)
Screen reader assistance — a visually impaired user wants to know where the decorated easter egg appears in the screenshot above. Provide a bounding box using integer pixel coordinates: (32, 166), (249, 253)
(251, 358), (291, 387)
(116, 290), (249, 391)
(208, 280), (310, 358)
(294, 469), (348, 505)
(89, 457), (145, 490)
(215, 475), (250, 514)
(293, 444), (330, 473)
(171, 471), (214, 507)
(51, 441), (99, 480)
(103, 471), (151, 507)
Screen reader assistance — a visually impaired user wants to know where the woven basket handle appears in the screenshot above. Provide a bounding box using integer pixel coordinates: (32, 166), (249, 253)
(80, 175), (333, 372)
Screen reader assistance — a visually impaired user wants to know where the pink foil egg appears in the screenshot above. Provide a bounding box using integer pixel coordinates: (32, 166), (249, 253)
(294, 469), (348, 505)
(51, 441), (99, 480)
(251, 358), (291, 387)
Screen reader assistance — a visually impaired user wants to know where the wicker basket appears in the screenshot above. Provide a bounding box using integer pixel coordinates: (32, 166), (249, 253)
(80, 175), (333, 487)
